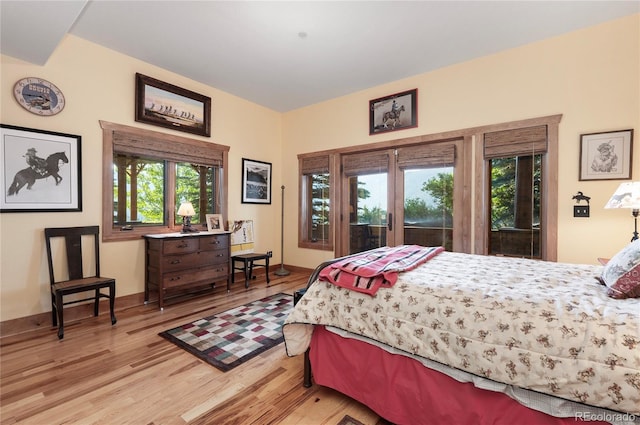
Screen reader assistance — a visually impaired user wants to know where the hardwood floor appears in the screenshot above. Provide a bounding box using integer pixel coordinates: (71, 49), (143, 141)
(0, 270), (386, 425)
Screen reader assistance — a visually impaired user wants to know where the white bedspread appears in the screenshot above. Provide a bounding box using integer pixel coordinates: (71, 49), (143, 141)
(283, 252), (640, 415)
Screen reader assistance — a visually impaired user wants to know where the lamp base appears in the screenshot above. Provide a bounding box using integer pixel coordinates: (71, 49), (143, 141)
(181, 226), (199, 234)
(180, 216), (199, 234)
(274, 267), (290, 276)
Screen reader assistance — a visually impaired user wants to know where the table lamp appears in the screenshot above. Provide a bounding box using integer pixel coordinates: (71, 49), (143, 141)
(177, 201), (198, 233)
(605, 181), (640, 241)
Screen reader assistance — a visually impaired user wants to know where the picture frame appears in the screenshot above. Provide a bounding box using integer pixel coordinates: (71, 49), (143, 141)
(241, 158), (272, 204)
(579, 129), (633, 181)
(369, 88), (418, 135)
(135, 73), (211, 137)
(1, 124), (82, 212)
(206, 213), (224, 233)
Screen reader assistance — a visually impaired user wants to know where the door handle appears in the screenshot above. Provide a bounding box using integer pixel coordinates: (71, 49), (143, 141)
(388, 213), (392, 231)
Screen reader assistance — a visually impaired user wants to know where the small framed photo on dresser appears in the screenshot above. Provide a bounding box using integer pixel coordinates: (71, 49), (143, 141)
(206, 214), (224, 233)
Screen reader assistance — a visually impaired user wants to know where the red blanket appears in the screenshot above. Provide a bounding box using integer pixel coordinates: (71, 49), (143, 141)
(319, 245), (444, 295)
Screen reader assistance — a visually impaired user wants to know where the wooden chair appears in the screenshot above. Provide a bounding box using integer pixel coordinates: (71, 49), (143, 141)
(232, 251), (272, 288)
(44, 226), (117, 339)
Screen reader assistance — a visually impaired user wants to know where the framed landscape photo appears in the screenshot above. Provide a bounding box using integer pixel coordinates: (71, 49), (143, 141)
(135, 73), (211, 137)
(206, 213), (224, 233)
(579, 129), (633, 181)
(241, 158), (272, 204)
(1, 124), (82, 212)
(369, 88), (418, 135)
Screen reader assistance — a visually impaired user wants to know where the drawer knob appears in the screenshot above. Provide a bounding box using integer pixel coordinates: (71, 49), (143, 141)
(209, 240), (220, 245)
(216, 253), (224, 257)
(170, 259), (181, 264)
(169, 276), (181, 281)
(177, 243), (188, 248)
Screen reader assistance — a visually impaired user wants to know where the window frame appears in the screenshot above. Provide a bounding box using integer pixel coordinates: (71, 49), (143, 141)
(100, 121), (229, 242)
(298, 153), (334, 251)
(297, 115), (560, 258)
(474, 115), (561, 261)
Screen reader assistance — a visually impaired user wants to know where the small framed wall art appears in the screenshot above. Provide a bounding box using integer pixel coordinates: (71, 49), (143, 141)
(135, 73), (211, 137)
(1, 124), (82, 212)
(369, 88), (418, 135)
(241, 158), (272, 204)
(579, 129), (633, 181)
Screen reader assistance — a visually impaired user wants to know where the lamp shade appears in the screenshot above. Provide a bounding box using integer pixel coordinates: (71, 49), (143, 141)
(605, 181), (640, 209)
(177, 201), (196, 217)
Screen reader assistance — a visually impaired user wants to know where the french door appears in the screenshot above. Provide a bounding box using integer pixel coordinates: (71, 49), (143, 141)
(338, 140), (463, 256)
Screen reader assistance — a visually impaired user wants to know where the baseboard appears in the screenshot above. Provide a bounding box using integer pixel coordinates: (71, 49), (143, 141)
(0, 292), (145, 338)
(0, 264), (310, 338)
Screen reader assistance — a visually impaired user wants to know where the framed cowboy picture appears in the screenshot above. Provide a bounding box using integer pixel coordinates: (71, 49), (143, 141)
(0, 124), (82, 212)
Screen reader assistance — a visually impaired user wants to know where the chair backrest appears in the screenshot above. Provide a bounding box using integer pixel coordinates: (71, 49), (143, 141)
(44, 226), (101, 284)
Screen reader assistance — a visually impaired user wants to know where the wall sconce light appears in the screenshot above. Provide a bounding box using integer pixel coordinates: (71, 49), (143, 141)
(177, 201), (198, 233)
(605, 181), (640, 241)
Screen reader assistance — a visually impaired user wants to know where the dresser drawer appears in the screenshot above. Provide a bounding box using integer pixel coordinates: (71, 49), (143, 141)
(209, 247), (229, 264)
(199, 235), (229, 251)
(162, 238), (199, 255)
(162, 265), (229, 288)
(153, 249), (229, 272)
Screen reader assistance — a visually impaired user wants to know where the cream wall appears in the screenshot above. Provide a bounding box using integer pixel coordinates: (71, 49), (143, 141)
(282, 14), (640, 269)
(0, 36), (283, 322)
(1, 15), (639, 323)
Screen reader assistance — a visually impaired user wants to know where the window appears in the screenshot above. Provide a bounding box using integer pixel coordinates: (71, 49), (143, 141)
(299, 115), (560, 259)
(175, 162), (218, 226)
(101, 121), (229, 241)
(488, 155), (542, 257)
(113, 154), (165, 226)
(476, 116), (560, 261)
(299, 154), (333, 250)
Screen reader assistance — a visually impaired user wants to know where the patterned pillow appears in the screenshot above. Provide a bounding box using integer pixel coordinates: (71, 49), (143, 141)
(601, 239), (640, 298)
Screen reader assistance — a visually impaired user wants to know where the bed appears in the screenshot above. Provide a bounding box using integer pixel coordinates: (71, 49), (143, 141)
(283, 245), (640, 425)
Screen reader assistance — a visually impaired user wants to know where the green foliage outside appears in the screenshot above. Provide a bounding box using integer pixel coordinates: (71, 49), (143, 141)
(113, 158), (215, 225)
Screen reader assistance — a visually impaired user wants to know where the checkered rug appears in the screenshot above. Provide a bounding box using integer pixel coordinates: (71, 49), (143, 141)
(159, 293), (293, 372)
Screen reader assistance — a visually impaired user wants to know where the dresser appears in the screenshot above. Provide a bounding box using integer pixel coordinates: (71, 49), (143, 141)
(144, 232), (230, 309)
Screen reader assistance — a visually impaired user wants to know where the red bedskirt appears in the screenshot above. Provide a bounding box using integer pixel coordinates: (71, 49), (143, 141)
(309, 325), (609, 425)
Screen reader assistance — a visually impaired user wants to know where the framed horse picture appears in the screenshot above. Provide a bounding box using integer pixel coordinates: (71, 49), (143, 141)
(0, 124), (82, 212)
(369, 88), (418, 135)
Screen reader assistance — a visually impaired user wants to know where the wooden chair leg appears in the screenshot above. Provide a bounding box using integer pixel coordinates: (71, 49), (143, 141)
(231, 259), (236, 283)
(243, 260), (250, 288)
(51, 293), (57, 326)
(265, 257), (270, 285)
(94, 289), (100, 317)
(109, 283), (117, 325)
(55, 292), (64, 339)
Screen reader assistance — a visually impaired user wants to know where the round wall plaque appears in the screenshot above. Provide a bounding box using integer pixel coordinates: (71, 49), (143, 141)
(13, 77), (66, 116)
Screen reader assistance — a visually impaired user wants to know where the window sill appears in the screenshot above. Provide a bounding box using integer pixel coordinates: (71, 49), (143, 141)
(298, 240), (333, 251)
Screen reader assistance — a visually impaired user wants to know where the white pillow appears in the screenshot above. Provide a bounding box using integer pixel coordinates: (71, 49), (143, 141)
(601, 239), (640, 299)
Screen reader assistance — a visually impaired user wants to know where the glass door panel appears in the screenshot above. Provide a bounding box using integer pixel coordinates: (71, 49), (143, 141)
(403, 168), (453, 251)
(348, 173), (387, 254)
(488, 154), (542, 258)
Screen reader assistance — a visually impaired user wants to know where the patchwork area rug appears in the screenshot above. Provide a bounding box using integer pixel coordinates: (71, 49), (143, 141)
(337, 415), (365, 425)
(159, 293), (292, 372)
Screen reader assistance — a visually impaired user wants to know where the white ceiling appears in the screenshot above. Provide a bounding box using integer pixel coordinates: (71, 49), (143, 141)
(1, 1), (638, 112)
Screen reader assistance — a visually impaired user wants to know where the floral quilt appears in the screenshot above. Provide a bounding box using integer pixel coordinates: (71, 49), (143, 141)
(283, 252), (640, 414)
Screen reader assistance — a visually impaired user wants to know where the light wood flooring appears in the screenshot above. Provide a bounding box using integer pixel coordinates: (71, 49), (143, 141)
(0, 269), (388, 425)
